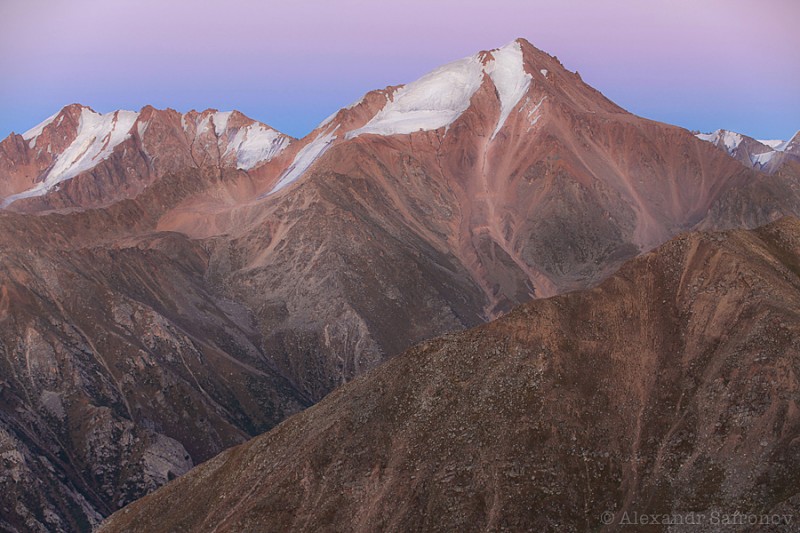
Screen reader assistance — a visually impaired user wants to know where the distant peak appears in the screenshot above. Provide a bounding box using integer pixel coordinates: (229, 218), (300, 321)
(696, 129), (744, 152)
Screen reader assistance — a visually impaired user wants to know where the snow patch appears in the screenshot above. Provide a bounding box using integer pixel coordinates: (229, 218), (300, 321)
(3, 108), (138, 207)
(345, 40), (536, 140)
(695, 131), (719, 143)
(757, 133), (799, 153)
(22, 111), (60, 149)
(224, 123), (290, 170)
(317, 110), (340, 130)
(758, 139), (787, 151)
(751, 151), (777, 167)
(346, 55), (485, 138)
(540, 69), (549, 77)
(212, 111), (233, 136)
(268, 128), (338, 194)
(137, 119), (150, 139)
(696, 130), (743, 154)
(526, 96), (546, 130)
(196, 115), (212, 135)
(720, 131), (743, 152)
(486, 41), (532, 139)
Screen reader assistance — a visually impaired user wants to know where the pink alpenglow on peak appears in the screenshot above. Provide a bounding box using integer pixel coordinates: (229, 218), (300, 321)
(1, 106), (292, 208)
(3, 107), (139, 207)
(346, 40), (534, 140)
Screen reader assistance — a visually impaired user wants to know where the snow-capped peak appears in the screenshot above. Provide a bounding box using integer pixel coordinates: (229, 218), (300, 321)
(177, 110), (290, 169)
(3, 107), (139, 206)
(223, 121), (291, 171)
(2, 106), (293, 208)
(696, 129), (744, 153)
(346, 40), (534, 140)
(696, 128), (798, 174)
(345, 55), (485, 139)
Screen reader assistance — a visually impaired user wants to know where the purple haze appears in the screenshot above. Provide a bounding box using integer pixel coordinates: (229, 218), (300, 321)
(1, 0), (798, 140)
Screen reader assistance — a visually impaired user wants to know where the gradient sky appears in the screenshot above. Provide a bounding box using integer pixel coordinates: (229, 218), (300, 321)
(1, 0), (798, 140)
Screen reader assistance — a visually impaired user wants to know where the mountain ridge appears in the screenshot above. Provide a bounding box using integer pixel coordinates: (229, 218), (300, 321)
(4, 38), (797, 219)
(0, 103), (293, 210)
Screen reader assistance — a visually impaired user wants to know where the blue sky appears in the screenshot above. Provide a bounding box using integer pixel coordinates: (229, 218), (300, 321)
(1, 0), (798, 140)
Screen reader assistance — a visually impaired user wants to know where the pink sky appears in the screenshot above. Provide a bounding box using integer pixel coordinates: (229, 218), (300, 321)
(1, 0), (798, 139)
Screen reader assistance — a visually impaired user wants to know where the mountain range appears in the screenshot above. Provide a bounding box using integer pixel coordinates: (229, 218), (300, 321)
(695, 128), (799, 174)
(1, 38), (798, 531)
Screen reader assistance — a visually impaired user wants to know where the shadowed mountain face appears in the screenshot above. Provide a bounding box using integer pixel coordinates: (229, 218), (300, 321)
(1, 38), (800, 530)
(100, 217), (800, 533)
(0, 206), (311, 531)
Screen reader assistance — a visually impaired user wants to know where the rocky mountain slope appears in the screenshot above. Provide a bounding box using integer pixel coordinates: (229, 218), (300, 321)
(0, 202), (312, 532)
(100, 217), (800, 533)
(1, 38), (799, 530)
(146, 39), (800, 394)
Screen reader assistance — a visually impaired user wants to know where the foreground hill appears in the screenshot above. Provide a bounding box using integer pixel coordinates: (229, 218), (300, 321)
(102, 217), (800, 532)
